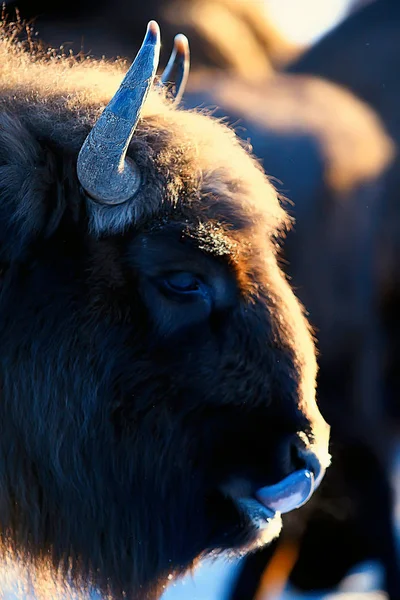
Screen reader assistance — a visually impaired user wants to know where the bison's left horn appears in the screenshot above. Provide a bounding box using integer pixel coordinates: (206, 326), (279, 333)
(159, 34), (190, 104)
(77, 21), (161, 205)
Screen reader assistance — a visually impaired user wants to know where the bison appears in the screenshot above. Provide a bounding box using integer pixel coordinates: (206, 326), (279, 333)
(288, 0), (400, 428)
(288, 0), (400, 140)
(0, 18), (330, 600)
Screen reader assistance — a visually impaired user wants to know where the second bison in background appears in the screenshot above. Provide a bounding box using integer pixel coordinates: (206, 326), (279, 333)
(2, 0), (299, 78)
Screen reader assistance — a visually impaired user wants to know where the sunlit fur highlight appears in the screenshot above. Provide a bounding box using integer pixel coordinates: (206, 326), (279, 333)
(0, 22), (329, 600)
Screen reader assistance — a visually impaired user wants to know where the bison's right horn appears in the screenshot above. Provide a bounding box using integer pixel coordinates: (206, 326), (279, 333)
(159, 34), (190, 104)
(77, 21), (161, 206)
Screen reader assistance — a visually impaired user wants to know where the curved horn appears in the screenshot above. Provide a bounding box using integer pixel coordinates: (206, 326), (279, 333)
(77, 21), (161, 205)
(159, 34), (190, 104)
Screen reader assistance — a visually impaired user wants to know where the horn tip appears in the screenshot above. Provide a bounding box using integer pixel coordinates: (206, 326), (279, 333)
(174, 34), (189, 55)
(147, 20), (161, 42)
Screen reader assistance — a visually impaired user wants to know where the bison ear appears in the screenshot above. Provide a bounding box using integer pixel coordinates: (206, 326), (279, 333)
(158, 34), (190, 104)
(77, 21), (161, 207)
(0, 113), (67, 261)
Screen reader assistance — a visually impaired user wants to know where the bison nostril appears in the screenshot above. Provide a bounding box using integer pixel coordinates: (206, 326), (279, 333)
(290, 438), (308, 472)
(276, 434), (308, 476)
(290, 434), (326, 489)
(286, 434), (325, 484)
(271, 434), (307, 482)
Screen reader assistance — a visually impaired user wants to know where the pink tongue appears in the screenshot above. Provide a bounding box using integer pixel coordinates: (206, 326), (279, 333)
(255, 469), (314, 514)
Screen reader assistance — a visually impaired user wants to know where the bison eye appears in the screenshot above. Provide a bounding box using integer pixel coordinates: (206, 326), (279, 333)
(165, 272), (199, 292)
(161, 272), (212, 301)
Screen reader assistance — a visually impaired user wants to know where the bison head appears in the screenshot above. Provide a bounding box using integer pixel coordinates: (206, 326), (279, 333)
(0, 21), (330, 600)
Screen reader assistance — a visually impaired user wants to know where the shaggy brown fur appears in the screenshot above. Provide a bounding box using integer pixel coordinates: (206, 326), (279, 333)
(0, 22), (330, 600)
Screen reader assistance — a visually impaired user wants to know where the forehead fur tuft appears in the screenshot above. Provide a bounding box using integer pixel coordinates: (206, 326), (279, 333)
(0, 18), (290, 238)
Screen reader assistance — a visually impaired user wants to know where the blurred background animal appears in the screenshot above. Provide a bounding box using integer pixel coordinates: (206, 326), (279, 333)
(187, 69), (399, 599)
(2, 0), (299, 78)
(221, 0), (400, 597)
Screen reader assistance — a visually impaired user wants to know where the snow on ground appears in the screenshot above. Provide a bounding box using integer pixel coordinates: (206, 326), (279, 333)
(161, 558), (387, 600)
(160, 557), (240, 600)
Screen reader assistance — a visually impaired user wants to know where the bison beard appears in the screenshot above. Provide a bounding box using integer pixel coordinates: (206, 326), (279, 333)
(0, 19), (330, 600)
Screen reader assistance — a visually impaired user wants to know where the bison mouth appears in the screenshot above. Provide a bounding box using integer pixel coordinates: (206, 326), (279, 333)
(217, 463), (325, 551)
(238, 468), (315, 520)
